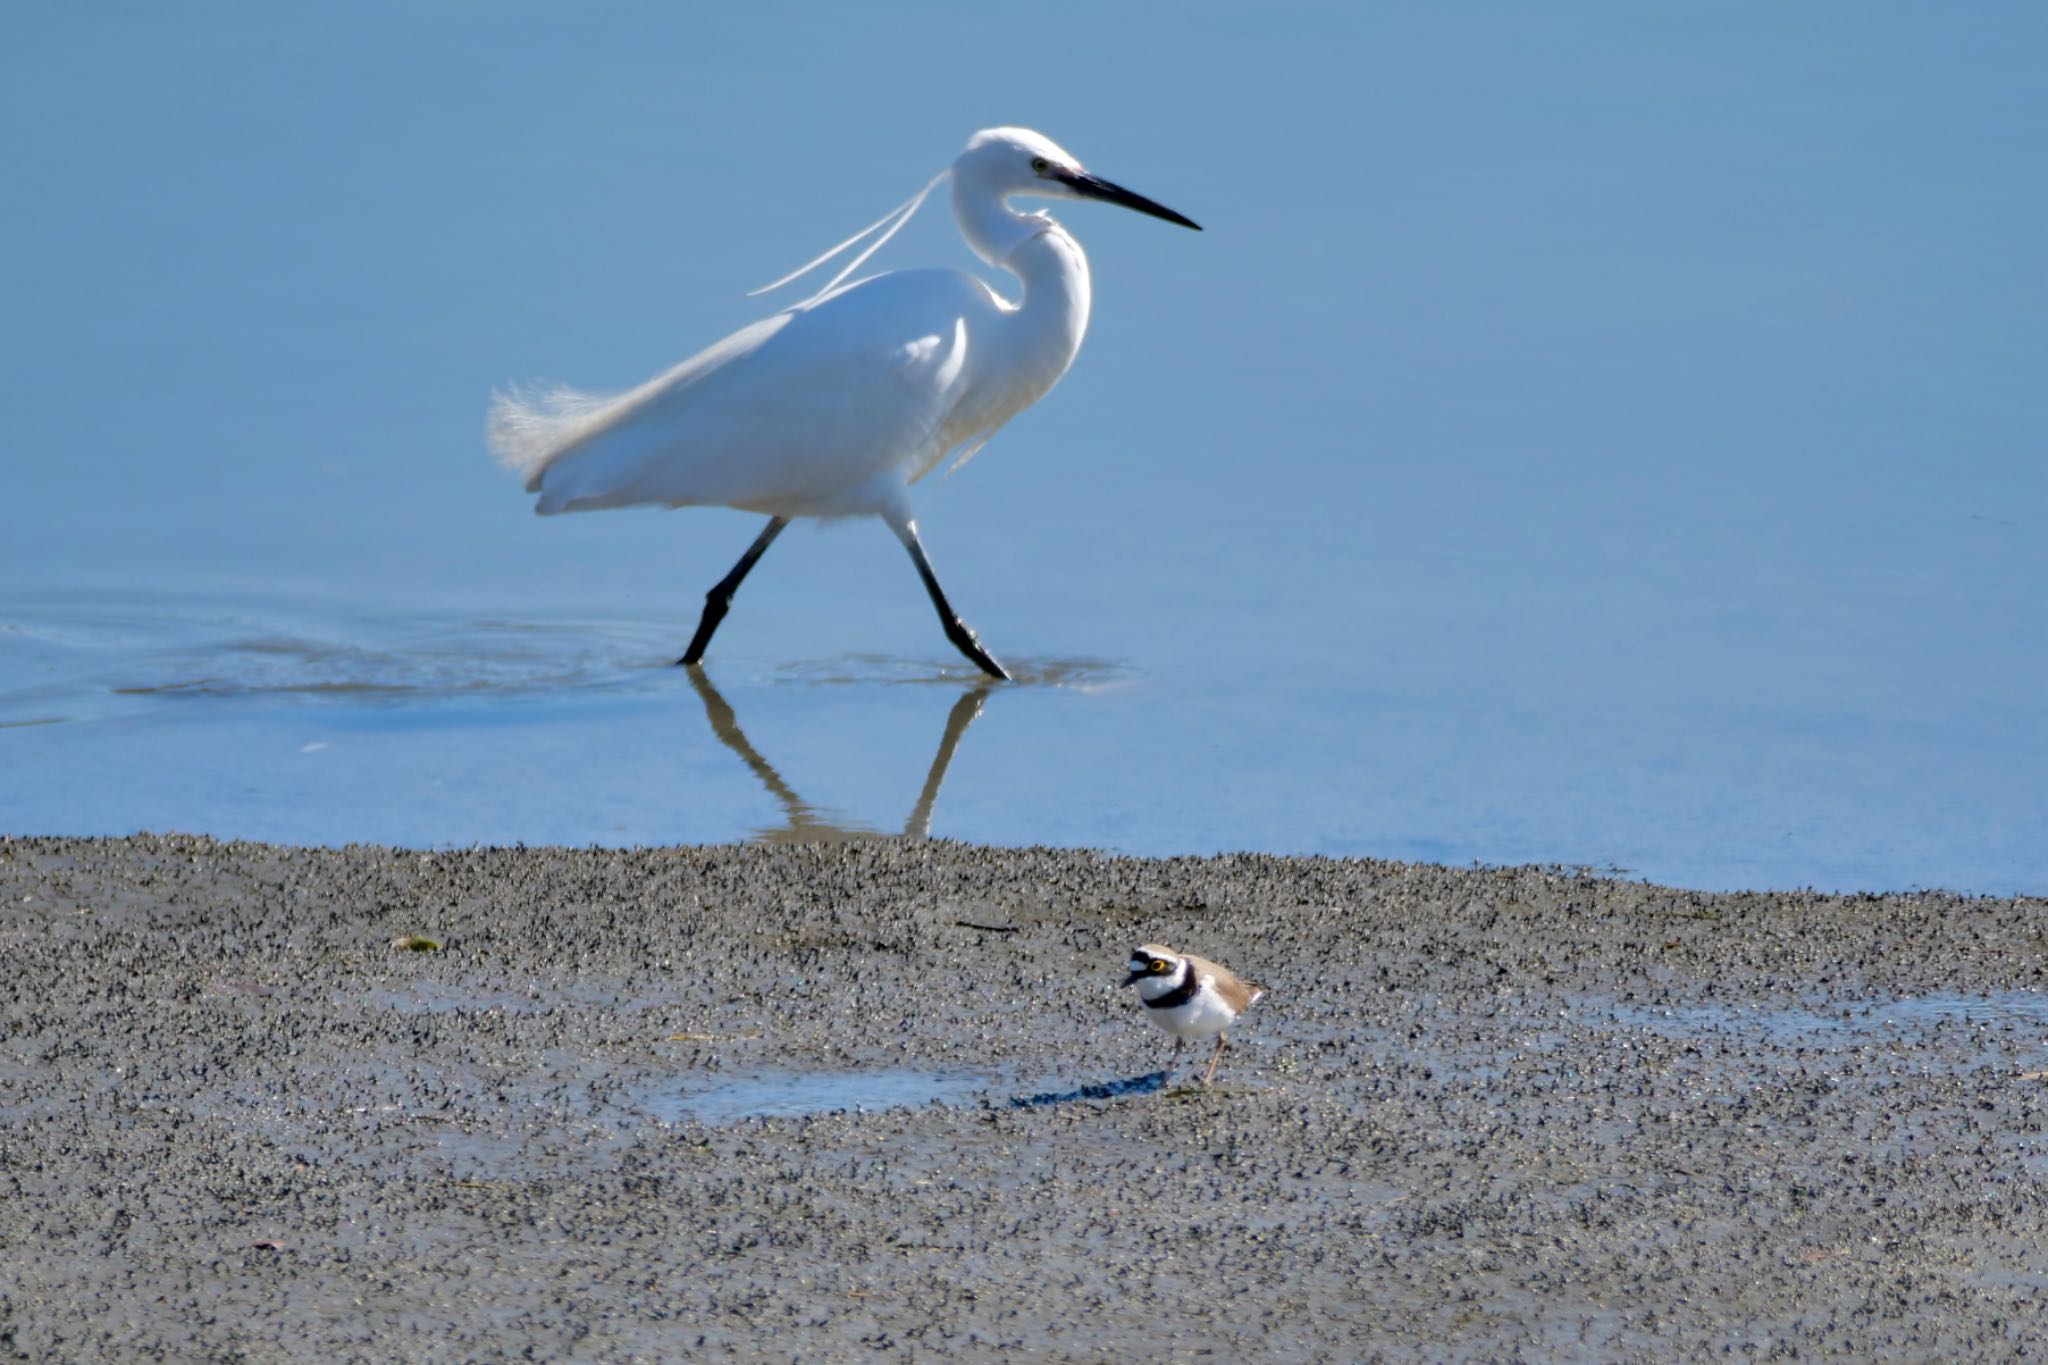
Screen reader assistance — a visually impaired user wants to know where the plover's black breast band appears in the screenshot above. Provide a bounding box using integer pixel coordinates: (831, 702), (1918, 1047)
(1143, 964), (1201, 1010)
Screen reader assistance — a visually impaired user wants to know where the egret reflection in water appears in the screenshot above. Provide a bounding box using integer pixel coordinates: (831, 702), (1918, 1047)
(685, 668), (992, 843)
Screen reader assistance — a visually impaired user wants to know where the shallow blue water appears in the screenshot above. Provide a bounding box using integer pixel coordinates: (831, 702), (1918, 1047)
(3, 6), (2043, 893)
(650, 1068), (1003, 1126)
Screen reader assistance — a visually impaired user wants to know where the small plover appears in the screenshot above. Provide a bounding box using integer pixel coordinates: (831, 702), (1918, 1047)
(1122, 944), (1264, 1086)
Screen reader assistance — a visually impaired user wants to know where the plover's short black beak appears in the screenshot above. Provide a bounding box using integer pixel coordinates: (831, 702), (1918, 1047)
(1055, 168), (1201, 231)
(1121, 968), (1147, 987)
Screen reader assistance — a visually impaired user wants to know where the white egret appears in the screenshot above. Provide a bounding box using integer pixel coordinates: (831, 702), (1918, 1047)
(488, 127), (1199, 680)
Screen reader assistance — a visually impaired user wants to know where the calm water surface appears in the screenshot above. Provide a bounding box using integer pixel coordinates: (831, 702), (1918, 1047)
(3, 6), (2043, 893)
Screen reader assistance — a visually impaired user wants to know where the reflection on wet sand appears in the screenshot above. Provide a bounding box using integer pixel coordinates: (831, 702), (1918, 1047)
(686, 668), (992, 843)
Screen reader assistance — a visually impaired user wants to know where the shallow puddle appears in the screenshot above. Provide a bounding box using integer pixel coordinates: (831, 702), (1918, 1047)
(640, 1066), (1189, 1124)
(647, 1068), (1000, 1124)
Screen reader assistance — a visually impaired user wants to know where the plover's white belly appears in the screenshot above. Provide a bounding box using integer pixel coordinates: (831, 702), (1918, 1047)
(1146, 986), (1238, 1040)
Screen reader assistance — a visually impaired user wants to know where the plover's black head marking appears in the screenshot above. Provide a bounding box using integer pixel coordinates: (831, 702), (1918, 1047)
(1122, 944), (1182, 987)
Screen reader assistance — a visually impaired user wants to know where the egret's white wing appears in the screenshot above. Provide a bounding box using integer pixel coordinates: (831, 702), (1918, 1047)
(499, 268), (1001, 519)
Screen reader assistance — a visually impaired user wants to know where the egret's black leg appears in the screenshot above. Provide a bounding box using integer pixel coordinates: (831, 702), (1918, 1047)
(890, 517), (1011, 681)
(678, 516), (788, 666)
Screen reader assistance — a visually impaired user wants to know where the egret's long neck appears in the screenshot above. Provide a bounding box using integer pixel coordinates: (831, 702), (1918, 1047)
(952, 180), (1092, 396)
(953, 174), (1042, 268)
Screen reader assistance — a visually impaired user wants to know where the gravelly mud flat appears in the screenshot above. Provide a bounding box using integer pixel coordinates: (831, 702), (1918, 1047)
(3, 835), (2046, 1361)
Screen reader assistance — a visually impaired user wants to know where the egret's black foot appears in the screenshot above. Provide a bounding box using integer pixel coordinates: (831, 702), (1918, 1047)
(946, 622), (1011, 681)
(678, 597), (729, 666)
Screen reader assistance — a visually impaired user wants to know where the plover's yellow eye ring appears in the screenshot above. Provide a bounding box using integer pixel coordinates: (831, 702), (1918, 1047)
(1152, 960), (1170, 972)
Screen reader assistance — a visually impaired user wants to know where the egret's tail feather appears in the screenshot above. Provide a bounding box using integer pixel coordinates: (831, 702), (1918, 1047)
(487, 383), (627, 492)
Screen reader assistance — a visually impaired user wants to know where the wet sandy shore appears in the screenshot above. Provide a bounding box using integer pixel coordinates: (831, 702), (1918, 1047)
(3, 834), (2045, 1360)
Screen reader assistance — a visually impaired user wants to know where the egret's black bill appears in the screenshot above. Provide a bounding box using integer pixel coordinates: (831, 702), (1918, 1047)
(1058, 169), (1201, 230)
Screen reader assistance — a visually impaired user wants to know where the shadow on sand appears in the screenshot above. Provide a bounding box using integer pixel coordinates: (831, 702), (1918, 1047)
(1006, 1071), (1171, 1109)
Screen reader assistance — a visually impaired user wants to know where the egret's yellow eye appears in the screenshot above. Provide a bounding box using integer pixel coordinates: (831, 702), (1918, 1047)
(1030, 157), (1049, 174)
